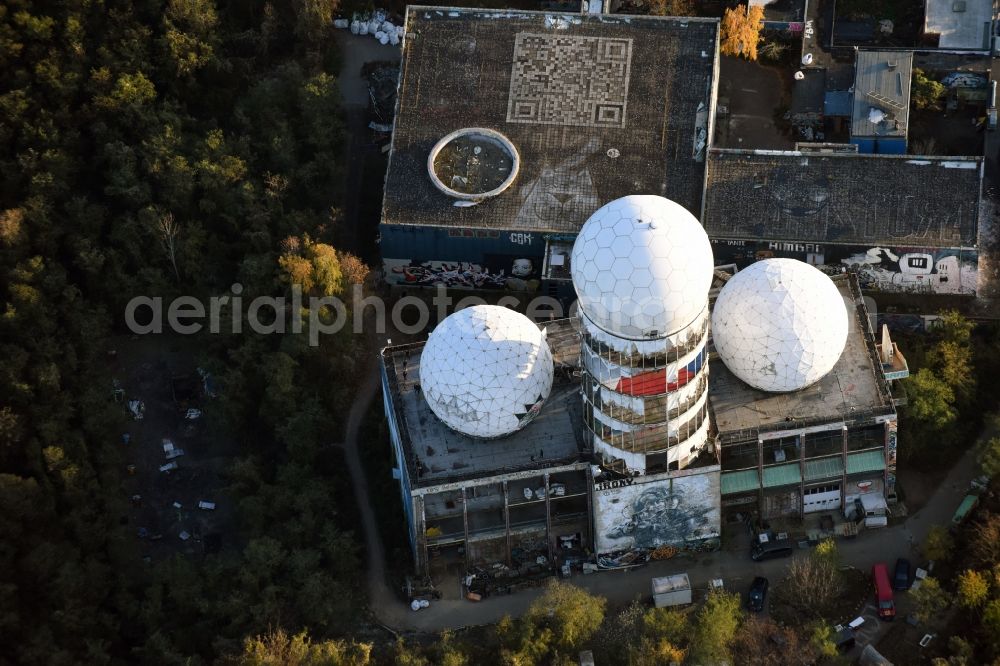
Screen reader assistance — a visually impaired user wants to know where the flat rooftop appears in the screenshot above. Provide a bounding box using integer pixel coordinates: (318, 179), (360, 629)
(703, 149), (981, 248)
(851, 51), (912, 138)
(924, 0), (992, 50)
(383, 7), (719, 233)
(709, 274), (895, 442)
(383, 318), (586, 488)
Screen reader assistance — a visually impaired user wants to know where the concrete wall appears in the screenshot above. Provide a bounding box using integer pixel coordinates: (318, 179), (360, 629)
(381, 361), (418, 555)
(593, 468), (721, 555)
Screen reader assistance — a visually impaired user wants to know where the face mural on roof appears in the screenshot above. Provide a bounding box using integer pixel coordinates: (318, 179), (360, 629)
(769, 167), (832, 218)
(513, 137), (602, 230)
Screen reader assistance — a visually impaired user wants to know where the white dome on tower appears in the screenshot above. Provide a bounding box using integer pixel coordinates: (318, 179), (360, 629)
(419, 305), (554, 438)
(570, 195), (714, 340)
(712, 258), (849, 393)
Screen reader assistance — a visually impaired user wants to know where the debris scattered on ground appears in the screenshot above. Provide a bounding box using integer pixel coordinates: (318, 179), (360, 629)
(128, 400), (145, 420)
(163, 439), (185, 460)
(197, 368), (218, 398)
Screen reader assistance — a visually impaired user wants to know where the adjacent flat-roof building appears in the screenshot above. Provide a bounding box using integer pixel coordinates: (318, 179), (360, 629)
(850, 51), (912, 154)
(713, 274), (899, 520)
(380, 7), (720, 292)
(703, 148), (982, 296)
(924, 0), (993, 51)
(380, 275), (899, 578)
(381, 318), (593, 577)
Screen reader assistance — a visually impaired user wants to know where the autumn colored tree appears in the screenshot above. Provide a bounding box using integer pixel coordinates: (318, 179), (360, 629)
(911, 576), (950, 623)
(721, 4), (765, 61)
(689, 591), (742, 664)
(646, 0), (696, 16)
(496, 582), (607, 664)
(779, 539), (843, 612)
(925, 525), (955, 562)
(981, 436), (1000, 479)
(912, 68), (947, 111)
(970, 512), (1000, 568)
(906, 368), (957, 429)
(957, 569), (990, 608)
(225, 628), (372, 665)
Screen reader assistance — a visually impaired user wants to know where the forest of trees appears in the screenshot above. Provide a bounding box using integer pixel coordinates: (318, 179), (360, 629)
(0, 1), (376, 663)
(5, 1), (1000, 664)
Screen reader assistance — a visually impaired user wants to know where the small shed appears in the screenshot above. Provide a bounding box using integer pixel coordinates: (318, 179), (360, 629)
(651, 573), (692, 608)
(850, 50), (913, 154)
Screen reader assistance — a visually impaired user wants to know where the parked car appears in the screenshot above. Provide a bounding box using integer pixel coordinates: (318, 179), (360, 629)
(750, 539), (794, 561)
(748, 576), (769, 612)
(893, 558), (911, 591)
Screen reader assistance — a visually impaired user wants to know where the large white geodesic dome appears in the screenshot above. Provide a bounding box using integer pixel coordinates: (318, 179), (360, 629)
(711, 258), (849, 393)
(571, 195), (714, 340)
(419, 305), (554, 438)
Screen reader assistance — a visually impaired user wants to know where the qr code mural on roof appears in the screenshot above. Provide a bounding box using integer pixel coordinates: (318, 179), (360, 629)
(506, 33), (633, 128)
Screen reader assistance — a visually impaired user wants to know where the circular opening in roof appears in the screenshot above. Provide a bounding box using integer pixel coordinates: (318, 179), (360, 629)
(428, 128), (520, 201)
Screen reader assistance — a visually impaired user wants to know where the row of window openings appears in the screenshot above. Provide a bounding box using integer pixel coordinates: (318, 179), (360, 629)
(804, 484), (841, 496)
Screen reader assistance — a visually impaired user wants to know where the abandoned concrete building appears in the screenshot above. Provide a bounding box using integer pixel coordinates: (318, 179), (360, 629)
(379, 7), (720, 296)
(703, 149), (982, 297)
(380, 270), (903, 578)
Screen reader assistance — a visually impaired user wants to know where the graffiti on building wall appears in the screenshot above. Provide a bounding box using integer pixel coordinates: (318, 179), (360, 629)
(840, 247), (977, 295)
(886, 421), (897, 468)
(384, 256), (542, 291)
(845, 477), (884, 505)
(711, 240), (978, 295)
(593, 470), (721, 555)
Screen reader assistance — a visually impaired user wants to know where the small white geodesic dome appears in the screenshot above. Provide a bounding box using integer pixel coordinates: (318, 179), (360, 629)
(419, 305), (554, 438)
(570, 195), (714, 340)
(711, 258), (849, 393)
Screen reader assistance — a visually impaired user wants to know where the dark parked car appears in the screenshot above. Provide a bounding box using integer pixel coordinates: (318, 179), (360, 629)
(893, 558), (911, 591)
(748, 576), (769, 612)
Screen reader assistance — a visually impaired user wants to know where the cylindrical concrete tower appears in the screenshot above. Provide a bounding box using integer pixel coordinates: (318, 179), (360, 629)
(571, 196), (715, 474)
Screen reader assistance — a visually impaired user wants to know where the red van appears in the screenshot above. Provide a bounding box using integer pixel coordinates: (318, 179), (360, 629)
(872, 563), (896, 620)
